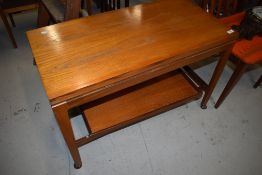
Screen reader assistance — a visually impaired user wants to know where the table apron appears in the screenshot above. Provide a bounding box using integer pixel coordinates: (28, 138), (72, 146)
(52, 41), (234, 109)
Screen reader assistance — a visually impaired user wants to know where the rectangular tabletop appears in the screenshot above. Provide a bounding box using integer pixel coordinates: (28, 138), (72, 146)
(27, 0), (237, 105)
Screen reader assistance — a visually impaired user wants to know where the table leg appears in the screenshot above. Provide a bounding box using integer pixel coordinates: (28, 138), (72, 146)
(52, 103), (82, 169)
(200, 45), (233, 109)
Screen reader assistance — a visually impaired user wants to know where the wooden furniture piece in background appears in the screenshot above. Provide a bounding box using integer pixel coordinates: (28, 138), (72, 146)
(84, 0), (93, 15)
(199, 0), (238, 17)
(2, 0), (37, 26)
(100, 0), (129, 12)
(37, 0), (81, 27)
(27, 0), (237, 168)
(0, 0), (37, 48)
(0, 3), (17, 48)
(199, 0), (262, 108)
(214, 34), (262, 108)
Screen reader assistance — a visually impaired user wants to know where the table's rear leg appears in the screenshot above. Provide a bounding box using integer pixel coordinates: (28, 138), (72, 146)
(52, 103), (82, 169)
(200, 45), (233, 109)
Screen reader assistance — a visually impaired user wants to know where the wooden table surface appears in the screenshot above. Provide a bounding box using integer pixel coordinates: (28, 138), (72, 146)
(27, 0), (236, 106)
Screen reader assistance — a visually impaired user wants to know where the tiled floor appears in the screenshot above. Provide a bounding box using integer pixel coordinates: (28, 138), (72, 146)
(0, 1), (261, 175)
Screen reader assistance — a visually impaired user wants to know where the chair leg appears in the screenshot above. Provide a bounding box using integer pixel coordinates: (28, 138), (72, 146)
(117, 0), (120, 9)
(100, 0), (105, 12)
(8, 13), (16, 27)
(93, 0), (101, 8)
(37, 1), (50, 27)
(253, 75), (262, 88)
(0, 8), (17, 48)
(215, 61), (247, 108)
(125, 0), (129, 7)
(101, 0), (110, 12)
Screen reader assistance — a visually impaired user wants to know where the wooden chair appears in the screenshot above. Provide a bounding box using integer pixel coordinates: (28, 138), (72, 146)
(38, 0), (82, 27)
(0, 0), (37, 48)
(37, 0), (129, 27)
(0, 3), (17, 48)
(198, 0), (262, 108)
(84, 0), (93, 15)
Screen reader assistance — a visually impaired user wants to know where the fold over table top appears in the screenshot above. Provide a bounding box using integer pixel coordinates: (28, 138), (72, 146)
(27, 0), (237, 105)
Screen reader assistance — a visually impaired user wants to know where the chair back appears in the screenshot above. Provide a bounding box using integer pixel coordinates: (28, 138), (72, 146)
(1, 0), (37, 12)
(59, 0), (66, 5)
(199, 0), (238, 17)
(101, 0), (129, 12)
(40, 0), (81, 22)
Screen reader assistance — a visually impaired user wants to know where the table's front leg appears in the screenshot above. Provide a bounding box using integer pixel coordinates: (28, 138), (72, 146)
(201, 45), (233, 109)
(52, 103), (82, 169)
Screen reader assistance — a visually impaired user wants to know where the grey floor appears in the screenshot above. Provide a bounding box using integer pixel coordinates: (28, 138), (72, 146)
(0, 1), (262, 175)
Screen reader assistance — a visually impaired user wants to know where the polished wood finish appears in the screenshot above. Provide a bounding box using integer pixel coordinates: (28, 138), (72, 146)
(27, 0), (237, 168)
(27, 0), (237, 105)
(82, 70), (201, 133)
(52, 103), (82, 169)
(76, 71), (202, 148)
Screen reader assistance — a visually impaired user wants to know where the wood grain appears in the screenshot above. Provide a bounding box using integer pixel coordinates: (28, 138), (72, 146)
(82, 70), (200, 133)
(27, 0), (237, 105)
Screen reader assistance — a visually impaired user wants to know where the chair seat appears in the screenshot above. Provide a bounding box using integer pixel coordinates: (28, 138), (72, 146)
(220, 12), (262, 64)
(41, 0), (65, 22)
(232, 36), (262, 64)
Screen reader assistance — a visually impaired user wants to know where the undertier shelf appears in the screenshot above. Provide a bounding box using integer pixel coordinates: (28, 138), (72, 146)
(82, 70), (202, 134)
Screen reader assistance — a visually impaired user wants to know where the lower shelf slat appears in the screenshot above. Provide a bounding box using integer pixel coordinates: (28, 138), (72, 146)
(82, 70), (201, 134)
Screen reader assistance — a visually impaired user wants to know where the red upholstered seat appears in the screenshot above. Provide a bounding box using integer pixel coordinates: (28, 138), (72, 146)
(219, 12), (262, 64)
(232, 36), (262, 64)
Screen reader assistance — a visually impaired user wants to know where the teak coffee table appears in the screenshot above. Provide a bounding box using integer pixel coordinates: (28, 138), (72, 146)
(27, 0), (237, 168)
